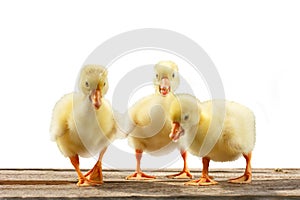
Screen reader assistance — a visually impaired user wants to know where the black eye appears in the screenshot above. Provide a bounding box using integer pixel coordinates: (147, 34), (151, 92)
(85, 81), (89, 87)
(103, 82), (106, 86)
(156, 74), (158, 79)
(172, 73), (175, 78)
(184, 115), (189, 121)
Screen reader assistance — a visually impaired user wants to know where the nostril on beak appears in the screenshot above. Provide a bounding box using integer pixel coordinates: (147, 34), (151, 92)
(90, 89), (102, 110)
(159, 77), (171, 96)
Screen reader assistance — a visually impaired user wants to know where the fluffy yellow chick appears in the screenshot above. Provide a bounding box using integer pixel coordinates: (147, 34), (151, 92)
(50, 65), (116, 186)
(169, 94), (255, 185)
(126, 61), (192, 180)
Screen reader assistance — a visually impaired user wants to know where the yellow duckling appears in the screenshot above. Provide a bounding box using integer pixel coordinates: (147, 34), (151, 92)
(50, 65), (116, 186)
(169, 94), (255, 185)
(126, 61), (192, 180)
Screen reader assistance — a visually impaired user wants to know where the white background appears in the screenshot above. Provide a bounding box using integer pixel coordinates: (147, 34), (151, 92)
(0, 0), (299, 170)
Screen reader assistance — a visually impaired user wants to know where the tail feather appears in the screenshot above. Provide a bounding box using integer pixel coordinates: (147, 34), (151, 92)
(49, 93), (73, 141)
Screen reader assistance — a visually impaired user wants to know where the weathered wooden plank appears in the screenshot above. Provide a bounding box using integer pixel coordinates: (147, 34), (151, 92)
(0, 169), (299, 199)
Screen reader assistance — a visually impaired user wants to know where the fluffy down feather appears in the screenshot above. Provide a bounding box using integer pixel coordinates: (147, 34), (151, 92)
(169, 94), (255, 185)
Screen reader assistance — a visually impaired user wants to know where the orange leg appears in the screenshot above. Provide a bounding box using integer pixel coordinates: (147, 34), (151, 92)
(185, 157), (218, 186)
(69, 155), (90, 186)
(126, 149), (156, 180)
(167, 150), (193, 179)
(84, 147), (107, 185)
(228, 152), (252, 184)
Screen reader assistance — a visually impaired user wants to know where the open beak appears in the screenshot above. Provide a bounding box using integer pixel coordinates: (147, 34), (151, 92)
(90, 88), (102, 110)
(169, 122), (184, 142)
(159, 77), (171, 96)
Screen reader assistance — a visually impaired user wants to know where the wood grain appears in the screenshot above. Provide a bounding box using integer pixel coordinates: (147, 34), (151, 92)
(0, 168), (299, 199)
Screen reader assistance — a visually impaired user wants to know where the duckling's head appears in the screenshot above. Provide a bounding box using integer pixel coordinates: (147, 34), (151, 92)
(79, 64), (108, 110)
(154, 61), (179, 96)
(169, 94), (200, 142)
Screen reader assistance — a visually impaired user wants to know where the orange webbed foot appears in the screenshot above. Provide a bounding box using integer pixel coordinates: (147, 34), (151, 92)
(69, 155), (101, 187)
(228, 173), (251, 184)
(184, 175), (218, 186)
(84, 162), (103, 185)
(167, 170), (193, 179)
(229, 152), (252, 184)
(126, 172), (156, 180)
(76, 177), (100, 187)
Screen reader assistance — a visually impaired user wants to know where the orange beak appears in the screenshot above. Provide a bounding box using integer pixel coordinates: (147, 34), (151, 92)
(169, 122), (184, 142)
(159, 77), (171, 96)
(90, 88), (102, 110)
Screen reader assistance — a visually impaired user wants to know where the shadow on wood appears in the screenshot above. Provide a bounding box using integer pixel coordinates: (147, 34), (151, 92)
(0, 168), (299, 199)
